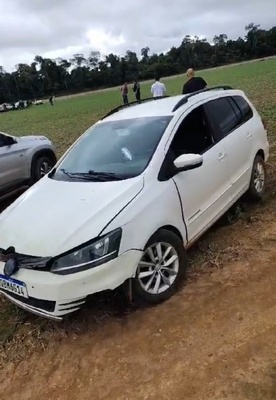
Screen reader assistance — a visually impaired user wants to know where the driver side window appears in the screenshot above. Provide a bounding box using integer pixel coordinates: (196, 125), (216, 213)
(0, 134), (6, 147)
(169, 105), (214, 158)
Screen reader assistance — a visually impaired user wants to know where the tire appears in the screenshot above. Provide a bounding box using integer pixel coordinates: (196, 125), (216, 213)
(132, 229), (188, 304)
(246, 155), (266, 201)
(32, 156), (54, 183)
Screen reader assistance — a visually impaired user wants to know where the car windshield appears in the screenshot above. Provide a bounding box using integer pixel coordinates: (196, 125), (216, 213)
(51, 116), (172, 182)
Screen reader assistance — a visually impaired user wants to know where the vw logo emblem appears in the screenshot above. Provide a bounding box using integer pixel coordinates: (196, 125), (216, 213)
(4, 258), (17, 277)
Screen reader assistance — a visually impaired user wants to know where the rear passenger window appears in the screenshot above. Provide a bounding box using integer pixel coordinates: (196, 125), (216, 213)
(232, 95), (253, 123)
(204, 98), (239, 137)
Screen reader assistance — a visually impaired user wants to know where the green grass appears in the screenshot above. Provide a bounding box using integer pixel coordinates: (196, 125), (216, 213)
(0, 58), (276, 363)
(0, 58), (275, 158)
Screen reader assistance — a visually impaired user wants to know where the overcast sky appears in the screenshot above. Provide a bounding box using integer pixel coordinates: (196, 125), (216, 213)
(0, 0), (275, 71)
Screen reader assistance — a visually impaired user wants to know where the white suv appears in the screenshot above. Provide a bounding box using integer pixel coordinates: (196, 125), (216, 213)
(0, 86), (269, 320)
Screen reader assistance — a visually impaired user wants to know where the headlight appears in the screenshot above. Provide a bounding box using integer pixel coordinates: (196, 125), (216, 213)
(51, 228), (122, 275)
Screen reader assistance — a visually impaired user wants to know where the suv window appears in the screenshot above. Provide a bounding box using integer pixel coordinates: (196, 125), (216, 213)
(169, 105), (214, 158)
(232, 95), (253, 123)
(0, 134), (6, 147)
(204, 97), (240, 137)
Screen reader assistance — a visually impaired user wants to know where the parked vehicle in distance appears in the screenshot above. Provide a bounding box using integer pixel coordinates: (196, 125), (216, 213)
(0, 131), (57, 202)
(0, 86), (269, 320)
(33, 99), (43, 106)
(0, 103), (14, 112)
(14, 100), (28, 110)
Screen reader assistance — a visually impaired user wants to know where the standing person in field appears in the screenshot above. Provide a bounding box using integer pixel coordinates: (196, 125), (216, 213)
(121, 82), (129, 105)
(182, 68), (207, 94)
(49, 94), (54, 106)
(151, 77), (166, 98)
(133, 79), (141, 102)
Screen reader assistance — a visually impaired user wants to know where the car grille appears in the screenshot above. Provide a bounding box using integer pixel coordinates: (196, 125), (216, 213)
(1, 290), (56, 312)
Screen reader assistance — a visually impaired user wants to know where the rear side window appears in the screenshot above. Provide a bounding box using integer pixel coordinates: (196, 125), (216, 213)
(204, 97), (240, 137)
(232, 95), (253, 123)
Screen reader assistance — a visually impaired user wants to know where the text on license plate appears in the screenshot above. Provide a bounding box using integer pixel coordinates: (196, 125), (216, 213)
(0, 274), (28, 298)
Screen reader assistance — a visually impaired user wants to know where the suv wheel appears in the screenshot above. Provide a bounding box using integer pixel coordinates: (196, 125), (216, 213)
(32, 156), (54, 182)
(246, 155), (266, 201)
(133, 229), (187, 304)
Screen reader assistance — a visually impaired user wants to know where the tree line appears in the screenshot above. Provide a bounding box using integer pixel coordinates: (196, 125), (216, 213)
(0, 23), (275, 103)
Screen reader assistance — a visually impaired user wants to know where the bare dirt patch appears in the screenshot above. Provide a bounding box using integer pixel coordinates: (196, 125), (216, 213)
(0, 165), (275, 399)
(0, 214), (276, 400)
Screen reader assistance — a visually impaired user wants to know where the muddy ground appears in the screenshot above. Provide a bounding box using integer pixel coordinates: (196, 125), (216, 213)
(0, 167), (275, 400)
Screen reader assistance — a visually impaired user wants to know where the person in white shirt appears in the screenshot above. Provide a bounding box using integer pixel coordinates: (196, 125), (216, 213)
(151, 77), (166, 98)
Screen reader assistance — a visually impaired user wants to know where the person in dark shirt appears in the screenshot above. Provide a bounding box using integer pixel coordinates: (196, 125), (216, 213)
(133, 80), (141, 102)
(182, 68), (207, 94)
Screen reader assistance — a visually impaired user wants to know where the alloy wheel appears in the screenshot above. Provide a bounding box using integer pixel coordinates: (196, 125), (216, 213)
(253, 161), (265, 193)
(40, 161), (51, 177)
(138, 242), (179, 294)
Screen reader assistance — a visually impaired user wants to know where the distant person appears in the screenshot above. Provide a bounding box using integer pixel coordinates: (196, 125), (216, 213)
(121, 82), (129, 105)
(182, 68), (207, 94)
(151, 77), (166, 98)
(49, 95), (54, 106)
(133, 80), (141, 102)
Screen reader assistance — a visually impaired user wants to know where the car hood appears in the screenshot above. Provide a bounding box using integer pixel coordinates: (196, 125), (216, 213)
(17, 135), (50, 143)
(0, 176), (144, 257)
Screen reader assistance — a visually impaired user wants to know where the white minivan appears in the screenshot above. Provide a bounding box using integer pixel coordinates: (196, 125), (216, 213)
(0, 86), (269, 320)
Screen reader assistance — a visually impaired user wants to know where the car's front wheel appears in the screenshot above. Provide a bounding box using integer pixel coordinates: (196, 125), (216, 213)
(132, 229), (187, 304)
(246, 154), (266, 201)
(32, 156), (55, 182)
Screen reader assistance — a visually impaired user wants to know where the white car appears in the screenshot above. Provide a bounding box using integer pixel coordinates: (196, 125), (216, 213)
(0, 103), (14, 112)
(0, 86), (269, 320)
(14, 100), (28, 110)
(33, 100), (43, 106)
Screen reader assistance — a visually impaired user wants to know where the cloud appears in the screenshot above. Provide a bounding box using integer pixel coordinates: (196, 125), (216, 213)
(0, 0), (275, 71)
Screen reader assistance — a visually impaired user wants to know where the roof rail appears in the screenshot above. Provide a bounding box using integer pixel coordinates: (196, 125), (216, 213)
(172, 85), (233, 112)
(101, 96), (170, 120)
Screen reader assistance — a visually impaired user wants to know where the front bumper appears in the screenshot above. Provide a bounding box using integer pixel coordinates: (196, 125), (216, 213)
(0, 249), (142, 320)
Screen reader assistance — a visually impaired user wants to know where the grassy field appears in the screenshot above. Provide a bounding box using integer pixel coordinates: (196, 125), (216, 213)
(0, 58), (276, 365)
(0, 58), (275, 158)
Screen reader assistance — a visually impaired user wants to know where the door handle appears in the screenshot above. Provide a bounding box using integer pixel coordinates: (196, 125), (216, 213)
(246, 132), (253, 139)
(218, 152), (226, 161)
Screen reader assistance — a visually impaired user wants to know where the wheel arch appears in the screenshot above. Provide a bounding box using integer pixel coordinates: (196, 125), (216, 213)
(256, 149), (265, 160)
(146, 225), (184, 249)
(30, 149), (57, 177)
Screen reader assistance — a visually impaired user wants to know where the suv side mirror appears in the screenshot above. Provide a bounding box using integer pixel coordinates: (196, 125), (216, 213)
(173, 153), (203, 172)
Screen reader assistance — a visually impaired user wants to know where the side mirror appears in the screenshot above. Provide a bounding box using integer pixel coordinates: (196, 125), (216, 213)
(173, 153), (203, 172)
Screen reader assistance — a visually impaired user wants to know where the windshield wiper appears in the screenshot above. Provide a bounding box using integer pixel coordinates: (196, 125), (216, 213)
(60, 168), (73, 178)
(60, 169), (123, 181)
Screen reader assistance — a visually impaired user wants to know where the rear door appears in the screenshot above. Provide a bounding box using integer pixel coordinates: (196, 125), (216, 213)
(203, 96), (253, 199)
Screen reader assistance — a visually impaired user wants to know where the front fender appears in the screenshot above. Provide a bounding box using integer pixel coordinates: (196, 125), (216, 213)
(103, 180), (187, 254)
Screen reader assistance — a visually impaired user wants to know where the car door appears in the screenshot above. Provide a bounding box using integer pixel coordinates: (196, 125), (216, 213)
(0, 134), (29, 192)
(164, 103), (232, 244)
(203, 96), (253, 199)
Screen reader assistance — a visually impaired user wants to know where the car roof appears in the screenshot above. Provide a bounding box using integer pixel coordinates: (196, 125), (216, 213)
(101, 87), (245, 122)
(102, 96), (183, 121)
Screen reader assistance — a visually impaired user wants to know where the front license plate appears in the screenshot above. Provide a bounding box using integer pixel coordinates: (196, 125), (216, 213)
(0, 274), (29, 298)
